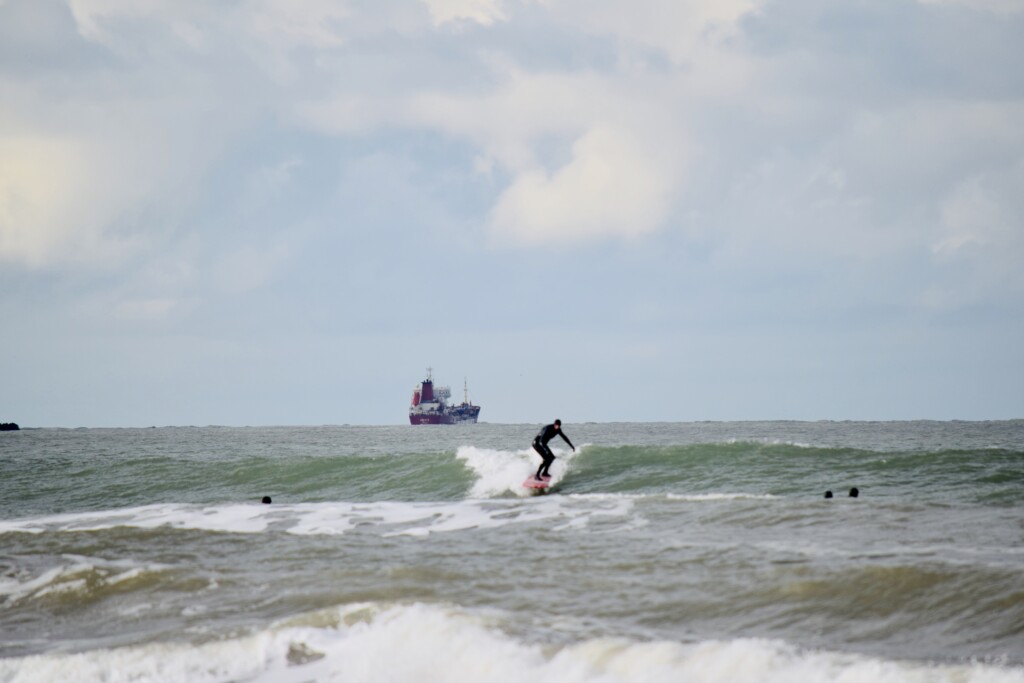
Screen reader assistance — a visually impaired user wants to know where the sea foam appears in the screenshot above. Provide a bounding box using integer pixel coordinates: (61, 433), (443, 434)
(0, 495), (633, 539)
(1, 602), (1020, 683)
(0, 555), (169, 607)
(456, 444), (583, 497)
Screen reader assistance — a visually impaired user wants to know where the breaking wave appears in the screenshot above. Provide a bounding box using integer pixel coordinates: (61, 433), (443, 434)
(1, 602), (1021, 683)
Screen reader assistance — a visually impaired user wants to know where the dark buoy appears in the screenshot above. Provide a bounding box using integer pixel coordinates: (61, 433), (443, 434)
(261, 496), (272, 504)
(849, 487), (859, 498)
(824, 490), (833, 499)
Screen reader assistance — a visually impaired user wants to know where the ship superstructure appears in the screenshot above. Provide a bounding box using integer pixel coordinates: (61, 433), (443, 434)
(409, 369), (481, 425)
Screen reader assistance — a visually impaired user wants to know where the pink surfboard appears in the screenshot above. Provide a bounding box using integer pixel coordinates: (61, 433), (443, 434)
(522, 475), (552, 490)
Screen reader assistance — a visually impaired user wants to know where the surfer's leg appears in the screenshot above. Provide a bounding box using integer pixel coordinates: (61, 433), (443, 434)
(538, 445), (555, 478)
(532, 441), (547, 479)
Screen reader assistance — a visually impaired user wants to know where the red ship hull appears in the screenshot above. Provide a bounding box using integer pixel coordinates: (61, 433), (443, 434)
(409, 412), (476, 425)
(409, 402), (481, 425)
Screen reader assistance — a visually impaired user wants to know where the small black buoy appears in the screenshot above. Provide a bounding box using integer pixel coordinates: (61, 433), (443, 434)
(849, 487), (859, 498)
(261, 496), (272, 504)
(824, 490), (833, 499)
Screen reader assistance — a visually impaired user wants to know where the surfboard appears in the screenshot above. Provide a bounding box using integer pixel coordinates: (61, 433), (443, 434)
(522, 475), (552, 490)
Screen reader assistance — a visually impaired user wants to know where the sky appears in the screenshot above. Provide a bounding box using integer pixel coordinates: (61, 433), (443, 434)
(1, 0), (1023, 427)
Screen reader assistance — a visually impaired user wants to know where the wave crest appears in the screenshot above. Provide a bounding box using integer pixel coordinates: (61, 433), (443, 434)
(0, 555), (169, 608)
(456, 444), (583, 497)
(2, 602), (1021, 683)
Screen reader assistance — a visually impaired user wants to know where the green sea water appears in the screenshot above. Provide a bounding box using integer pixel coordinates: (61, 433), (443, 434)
(1, 421), (1022, 682)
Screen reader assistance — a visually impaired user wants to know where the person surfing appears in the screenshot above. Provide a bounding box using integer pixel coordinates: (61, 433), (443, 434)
(532, 419), (575, 481)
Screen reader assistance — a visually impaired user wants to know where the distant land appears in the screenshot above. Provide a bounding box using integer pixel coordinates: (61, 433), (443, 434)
(0, 423), (20, 431)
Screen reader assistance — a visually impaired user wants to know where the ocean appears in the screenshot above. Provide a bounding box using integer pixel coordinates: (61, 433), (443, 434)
(1, 421), (1022, 683)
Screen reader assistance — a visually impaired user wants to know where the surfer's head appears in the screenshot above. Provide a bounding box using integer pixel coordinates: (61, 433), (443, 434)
(554, 419), (561, 428)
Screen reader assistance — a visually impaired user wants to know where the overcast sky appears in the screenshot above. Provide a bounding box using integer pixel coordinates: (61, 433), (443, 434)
(2, 0), (1022, 427)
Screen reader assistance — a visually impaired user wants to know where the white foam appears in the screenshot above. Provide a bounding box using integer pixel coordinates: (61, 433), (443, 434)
(283, 496), (635, 538)
(0, 504), (271, 535)
(665, 493), (779, 502)
(336, 497), (634, 538)
(0, 555), (168, 606)
(723, 438), (815, 449)
(456, 444), (583, 498)
(1, 602), (1020, 683)
(0, 496), (634, 539)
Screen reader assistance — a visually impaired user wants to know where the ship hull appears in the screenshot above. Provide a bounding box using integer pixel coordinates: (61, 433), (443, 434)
(409, 409), (480, 425)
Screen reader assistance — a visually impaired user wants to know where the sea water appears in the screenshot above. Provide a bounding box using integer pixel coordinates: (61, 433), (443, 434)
(1, 421), (1022, 682)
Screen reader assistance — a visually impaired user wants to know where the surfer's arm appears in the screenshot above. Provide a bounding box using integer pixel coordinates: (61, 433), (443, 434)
(561, 433), (575, 451)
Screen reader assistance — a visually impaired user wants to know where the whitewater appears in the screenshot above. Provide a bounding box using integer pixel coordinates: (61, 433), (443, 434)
(1, 421), (1022, 682)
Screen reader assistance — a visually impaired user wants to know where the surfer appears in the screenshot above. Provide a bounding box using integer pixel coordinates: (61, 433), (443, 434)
(532, 419), (575, 481)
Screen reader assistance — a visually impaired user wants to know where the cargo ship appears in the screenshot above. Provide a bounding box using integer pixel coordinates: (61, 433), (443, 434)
(409, 369), (481, 425)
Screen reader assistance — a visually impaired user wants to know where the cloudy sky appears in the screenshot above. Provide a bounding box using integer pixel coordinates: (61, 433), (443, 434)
(1, 0), (1022, 427)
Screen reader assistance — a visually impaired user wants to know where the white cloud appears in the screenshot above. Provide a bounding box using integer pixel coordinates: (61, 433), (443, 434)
(0, 130), (153, 268)
(67, 0), (353, 48)
(67, 0), (151, 44)
(540, 0), (763, 66)
(488, 124), (680, 245)
(407, 72), (595, 173)
(244, 0), (352, 49)
(0, 1), (259, 270)
(916, 0), (1024, 13)
(290, 1), (768, 247)
(112, 297), (182, 322)
(216, 242), (293, 294)
(245, 158), (304, 201)
(920, 161), (1024, 311)
(403, 67), (698, 245)
(0, 134), (90, 266)
(420, 0), (506, 26)
(5, 1), (1021, 267)
(295, 94), (398, 136)
(66, 0), (358, 83)
(933, 176), (1008, 257)
(0, 90), (229, 269)
(45, 0), (771, 252)
(935, 167), (1024, 272)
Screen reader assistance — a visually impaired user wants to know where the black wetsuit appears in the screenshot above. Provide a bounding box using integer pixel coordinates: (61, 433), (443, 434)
(532, 423), (574, 479)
